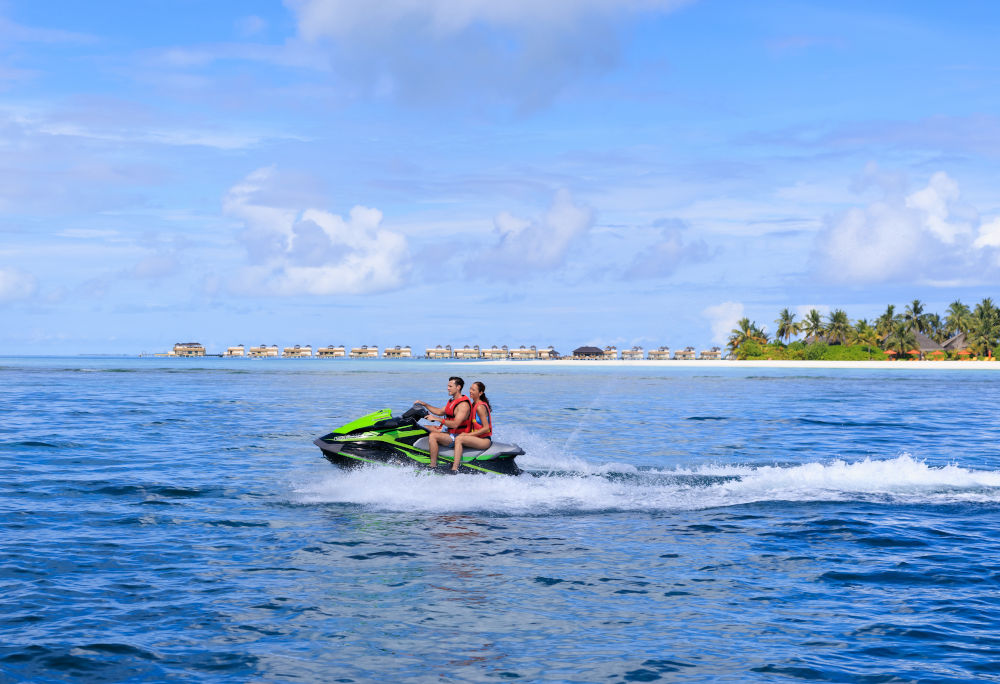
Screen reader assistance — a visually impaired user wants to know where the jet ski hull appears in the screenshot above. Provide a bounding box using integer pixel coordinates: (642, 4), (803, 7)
(314, 437), (522, 475)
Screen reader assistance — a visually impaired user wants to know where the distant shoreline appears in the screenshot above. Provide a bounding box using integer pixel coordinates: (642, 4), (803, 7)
(5, 356), (1000, 370)
(470, 359), (1000, 370)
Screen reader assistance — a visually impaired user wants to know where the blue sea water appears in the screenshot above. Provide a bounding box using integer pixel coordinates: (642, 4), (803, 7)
(3, 357), (1000, 682)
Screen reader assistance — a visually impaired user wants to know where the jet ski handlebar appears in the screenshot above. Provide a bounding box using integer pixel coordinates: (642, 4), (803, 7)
(401, 403), (429, 422)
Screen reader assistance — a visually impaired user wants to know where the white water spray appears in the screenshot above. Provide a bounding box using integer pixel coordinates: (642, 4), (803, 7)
(290, 454), (1000, 514)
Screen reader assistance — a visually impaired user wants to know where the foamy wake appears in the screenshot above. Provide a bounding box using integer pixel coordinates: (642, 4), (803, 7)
(289, 452), (1000, 514)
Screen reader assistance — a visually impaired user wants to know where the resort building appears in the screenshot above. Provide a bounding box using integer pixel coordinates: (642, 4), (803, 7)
(224, 345), (245, 357)
(172, 342), (206, 357)
(674, 347), (696, 360)
(283, 345), (312, 358)
(572, 346), (604, 359)
(602, 346), (618, 360)
(700, 347), (723, 360)
(481, 345), (508, 360)
(622, 346), (644, 360)
(384, 345), (412, 359)
(537, 346), (559, 360)
(249, 344), (279, 357)
(350, 345), (379, 359)
(509, 345), (538, 360)
(453, 345), (480, 360)
(317, 345), (346, 358)
(943, 333), (970, 358)
(647, 346), (671, 360)
(912, 331), (944, 361)
(426, 345), (452, 359)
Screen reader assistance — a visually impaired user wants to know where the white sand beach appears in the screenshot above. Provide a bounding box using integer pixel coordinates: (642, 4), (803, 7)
(470, 359), (1000, 370)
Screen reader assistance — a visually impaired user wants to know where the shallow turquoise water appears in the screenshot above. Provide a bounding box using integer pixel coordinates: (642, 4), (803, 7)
(3, 357), (1000, 681)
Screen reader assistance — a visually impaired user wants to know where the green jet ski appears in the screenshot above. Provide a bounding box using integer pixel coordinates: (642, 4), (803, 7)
(314, 403), (524, 475)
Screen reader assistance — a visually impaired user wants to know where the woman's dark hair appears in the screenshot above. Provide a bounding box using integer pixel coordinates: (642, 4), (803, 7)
(472, 381), (490, 408)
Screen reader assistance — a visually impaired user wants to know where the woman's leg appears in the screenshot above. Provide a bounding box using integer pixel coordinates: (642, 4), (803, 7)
(452, 435), (491, 471)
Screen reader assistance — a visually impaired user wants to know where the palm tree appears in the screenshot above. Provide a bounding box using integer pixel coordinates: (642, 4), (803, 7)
(775, 308), (799, 344)
(904, 299), (927, 332)
(923, 313), (945, 343)
(825, 309), (852, 345)
(801, 309), (825, 341)
(727, 318), (753, 354)
(968, 298), (1000, 358)
(944, 300), (973, 338)
(875, 304), (898, 341)
(727, 318), (768, 355)
(885, 321), (918, 357)
(850, 319), (880, 359)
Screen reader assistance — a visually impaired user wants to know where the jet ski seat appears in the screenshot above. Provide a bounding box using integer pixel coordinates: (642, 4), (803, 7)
(412, 435), (489, 459)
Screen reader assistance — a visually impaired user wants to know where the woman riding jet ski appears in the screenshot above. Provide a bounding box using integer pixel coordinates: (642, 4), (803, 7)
(313, 402), (524, 475)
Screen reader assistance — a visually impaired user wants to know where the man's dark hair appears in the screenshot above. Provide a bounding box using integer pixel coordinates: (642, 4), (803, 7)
(449, 376), (465, 390)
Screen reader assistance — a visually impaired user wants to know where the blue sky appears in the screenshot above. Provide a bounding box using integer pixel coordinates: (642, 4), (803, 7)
(3, 0), (1000, 354)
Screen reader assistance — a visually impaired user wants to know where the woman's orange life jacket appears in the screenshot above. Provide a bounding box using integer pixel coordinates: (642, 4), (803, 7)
(471, 400), (492, 438)
(443, 395), (472, 434)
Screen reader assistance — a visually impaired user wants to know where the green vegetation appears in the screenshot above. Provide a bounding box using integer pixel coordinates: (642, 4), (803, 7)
(728, 298), (1000, 361)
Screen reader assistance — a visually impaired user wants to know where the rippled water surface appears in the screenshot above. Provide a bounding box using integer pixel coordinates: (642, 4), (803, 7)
(4, 357), (1000, 682)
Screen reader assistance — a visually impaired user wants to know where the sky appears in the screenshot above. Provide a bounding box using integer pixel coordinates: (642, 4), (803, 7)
(2, 0), (1000, 355)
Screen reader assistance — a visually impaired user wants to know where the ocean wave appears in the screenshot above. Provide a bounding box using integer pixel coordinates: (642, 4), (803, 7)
(289, 454), (1000, 514)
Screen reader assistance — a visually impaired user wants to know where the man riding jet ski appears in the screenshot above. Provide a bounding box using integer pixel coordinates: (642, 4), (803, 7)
(313, 402), (524, 475)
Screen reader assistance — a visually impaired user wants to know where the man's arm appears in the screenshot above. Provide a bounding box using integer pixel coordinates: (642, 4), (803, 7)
(416, 400), (446, 416)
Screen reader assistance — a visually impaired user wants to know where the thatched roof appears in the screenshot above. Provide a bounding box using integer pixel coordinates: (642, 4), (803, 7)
(943, 332), (967, 351)
(914, 331), (942, 352)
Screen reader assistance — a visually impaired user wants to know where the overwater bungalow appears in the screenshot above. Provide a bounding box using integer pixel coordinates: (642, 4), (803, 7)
(384, 345), (412, 359)
(224, 345), (245, 357)
(481, 345), (508, 360)
(283, 345), (312, 358)
(171, 342), (206, 357)
(674, 346), (696, 360)
(349, 345), (379, 359)
(700, 347), (723, 360)
(572, 346), (603, 359)
(426, 344), (451, 359)
(453, 345), (480, 360)
(317, 345), (346, 358)
(622, 346), (643, 360)
(647, 346), (671, 360)
(249, 344), (279, 357)
(537, 345), (559, 360)
(602, 346), (618, 360)
(509, 345), (537, 360)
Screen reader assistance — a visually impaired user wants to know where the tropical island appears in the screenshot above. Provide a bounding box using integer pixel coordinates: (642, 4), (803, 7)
(728, 299), (994, 361)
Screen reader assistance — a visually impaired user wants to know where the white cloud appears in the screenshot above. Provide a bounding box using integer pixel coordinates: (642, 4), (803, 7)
(814, 169), (996, 284)
(703, 301), (743, 345)
(626, 219), (712, 278)
(973, 216), (1000, 249)
(904, 171), (972, 244)
(285, 0), (690, 108)
(289, 0), (688, 37)
(0, 268), (37, 302)
(236, 15), (268, 38)
(795, 304), (829, 319)
(57, 228), (120, 239)
(472, 189), (592, 279)
(225, 167), (410, 295)
(0, 16), (96, 45)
